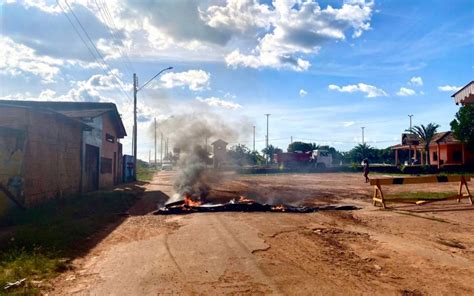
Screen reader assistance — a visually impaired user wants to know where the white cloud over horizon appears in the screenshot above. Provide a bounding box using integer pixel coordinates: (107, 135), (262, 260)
(396, 87), (416, 96)
(159, 70), (210, 91)
(299, 89), (308, 97)
(409, 76), (423, 86)
(196, 96), (242, 110)
(328, 83), (387, 98)
(438, 85), (461, 92)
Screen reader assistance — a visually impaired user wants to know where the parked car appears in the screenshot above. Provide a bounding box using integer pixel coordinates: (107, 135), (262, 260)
(161, 162), (173, 171)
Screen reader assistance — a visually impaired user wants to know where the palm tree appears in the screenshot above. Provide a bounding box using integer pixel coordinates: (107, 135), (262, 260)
(406, 123), (440, 165)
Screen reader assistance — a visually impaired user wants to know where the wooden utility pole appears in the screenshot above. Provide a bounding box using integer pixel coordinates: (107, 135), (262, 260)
(154, 118), (157, 169)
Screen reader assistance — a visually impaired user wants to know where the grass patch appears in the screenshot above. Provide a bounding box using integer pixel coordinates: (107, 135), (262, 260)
(387, 191), (457, 201)
(136, 167), (156, 181)
(0, 191), (137, 294)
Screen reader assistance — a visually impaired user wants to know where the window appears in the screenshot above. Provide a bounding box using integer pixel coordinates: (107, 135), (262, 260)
(106, 133), (115, 143)
(101, 157), (112, 174)
(432, 152), (438, 161)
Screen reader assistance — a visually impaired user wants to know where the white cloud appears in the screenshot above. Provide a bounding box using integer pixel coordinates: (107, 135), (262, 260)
(342, 121), (355, 127)
(299, 89), (308, 97)
(396, 87), (416, 96)
(219, 0), (374, 71)
(196, 96), (242, 110)
(409, 76), (423, 86)
(160, 70), (210, 91)
(0, 37), (63, 83)
(438, 85), (461, 92)
(328, 83), (387, 98)
(204, 0), (272, 34)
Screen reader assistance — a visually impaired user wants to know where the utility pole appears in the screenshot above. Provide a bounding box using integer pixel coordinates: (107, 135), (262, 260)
(265, 114), (270, 164)
(160, 132), (163, 165)
(408, 114), (414, 165)
(131, 67), (172, 181)
(291, 136), (293, 144)
(133, 73), (138, 180)
(148, 150), (151, 165)
(361, 127), (365, 145)
(154, 118), (157, 170)
(253, 125), (256, 151)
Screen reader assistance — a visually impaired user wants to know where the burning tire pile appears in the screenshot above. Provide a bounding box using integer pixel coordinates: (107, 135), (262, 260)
(154, 196), (359, 215)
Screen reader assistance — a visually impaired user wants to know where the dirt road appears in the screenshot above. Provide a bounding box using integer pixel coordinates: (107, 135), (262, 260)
(51, 172), (474, 295)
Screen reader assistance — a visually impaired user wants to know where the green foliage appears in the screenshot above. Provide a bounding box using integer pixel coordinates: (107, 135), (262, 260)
(343, 144), (394, 164)
(261, 145), (281, 163)
(227, 144), (266, 166)
(451, 104), (474, 150)
(0, 191), (137, 294)
(406, 123), (440, 165)
(287, 141), (318, 152)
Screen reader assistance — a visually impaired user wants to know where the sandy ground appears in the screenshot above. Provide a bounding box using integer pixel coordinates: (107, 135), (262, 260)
(50, 171), (474, 295)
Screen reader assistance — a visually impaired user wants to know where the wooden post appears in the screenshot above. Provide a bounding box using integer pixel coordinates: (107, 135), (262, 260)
(395, 149), (399, 165)
(462, 143), (465, 166)
(437, 144), (441, 169)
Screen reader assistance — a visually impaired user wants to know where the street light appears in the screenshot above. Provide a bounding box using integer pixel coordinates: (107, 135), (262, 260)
(133, 66), (173, 180)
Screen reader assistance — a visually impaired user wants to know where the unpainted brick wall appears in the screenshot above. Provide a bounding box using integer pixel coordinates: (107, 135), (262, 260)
(0, 106), (83, 206)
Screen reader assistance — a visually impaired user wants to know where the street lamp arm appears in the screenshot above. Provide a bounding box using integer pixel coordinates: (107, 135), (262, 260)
(137, 66), (173, 92)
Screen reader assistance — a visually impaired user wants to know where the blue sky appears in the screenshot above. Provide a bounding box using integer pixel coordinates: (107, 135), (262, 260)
(1, 0), (473, 160)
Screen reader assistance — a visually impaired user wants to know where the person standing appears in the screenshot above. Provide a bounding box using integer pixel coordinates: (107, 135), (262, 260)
(363, 158), (370, 183)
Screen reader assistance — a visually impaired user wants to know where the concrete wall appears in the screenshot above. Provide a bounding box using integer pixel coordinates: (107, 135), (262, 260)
(80, 111), (122, 191)
(0, 106), (83, 208)
(99, 112), (120, 189)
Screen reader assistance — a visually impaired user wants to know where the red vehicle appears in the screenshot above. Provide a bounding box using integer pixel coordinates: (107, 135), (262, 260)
(274, 151), (312, 166)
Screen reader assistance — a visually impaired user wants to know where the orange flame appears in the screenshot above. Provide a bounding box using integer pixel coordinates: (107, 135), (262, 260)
(238, 196), (255, 203)
(184, 194), (202, 207)
(271, 204), (286, 212)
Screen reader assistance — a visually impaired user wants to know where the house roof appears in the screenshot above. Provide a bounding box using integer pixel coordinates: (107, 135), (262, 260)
(429, 131), (460, 145)
(0, 100), (127, 138)
(451, 80), (474, 105)
(0, 102), (93, 131)
(392, 131), (461, 150)
(211, 139), (228, 146)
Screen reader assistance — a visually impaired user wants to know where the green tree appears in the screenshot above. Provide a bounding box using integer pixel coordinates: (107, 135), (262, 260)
(287, 141), (318, 153)
(262, 145), (280, 163)
(451, 105), (474, 150)
(344, 143), (376, 164)
(227, 144), (251, 166)
(406, 123), (440, 165)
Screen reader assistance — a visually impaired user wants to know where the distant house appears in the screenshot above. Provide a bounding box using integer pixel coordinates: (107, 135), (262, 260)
(452, 81), (473, 105)
(391, 131), (473, 168)
(211, 139), (228, 168)
(0, 100), (127, 209)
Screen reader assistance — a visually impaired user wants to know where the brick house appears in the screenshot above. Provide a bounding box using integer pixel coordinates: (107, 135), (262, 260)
(0, 103), (89, 209)
(0, 100), (127, 210)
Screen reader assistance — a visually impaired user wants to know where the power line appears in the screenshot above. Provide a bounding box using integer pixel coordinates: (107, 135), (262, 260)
(61, 0), (131, 102)
(101, 0), (136, 72)
(94, 0), (135, 74)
